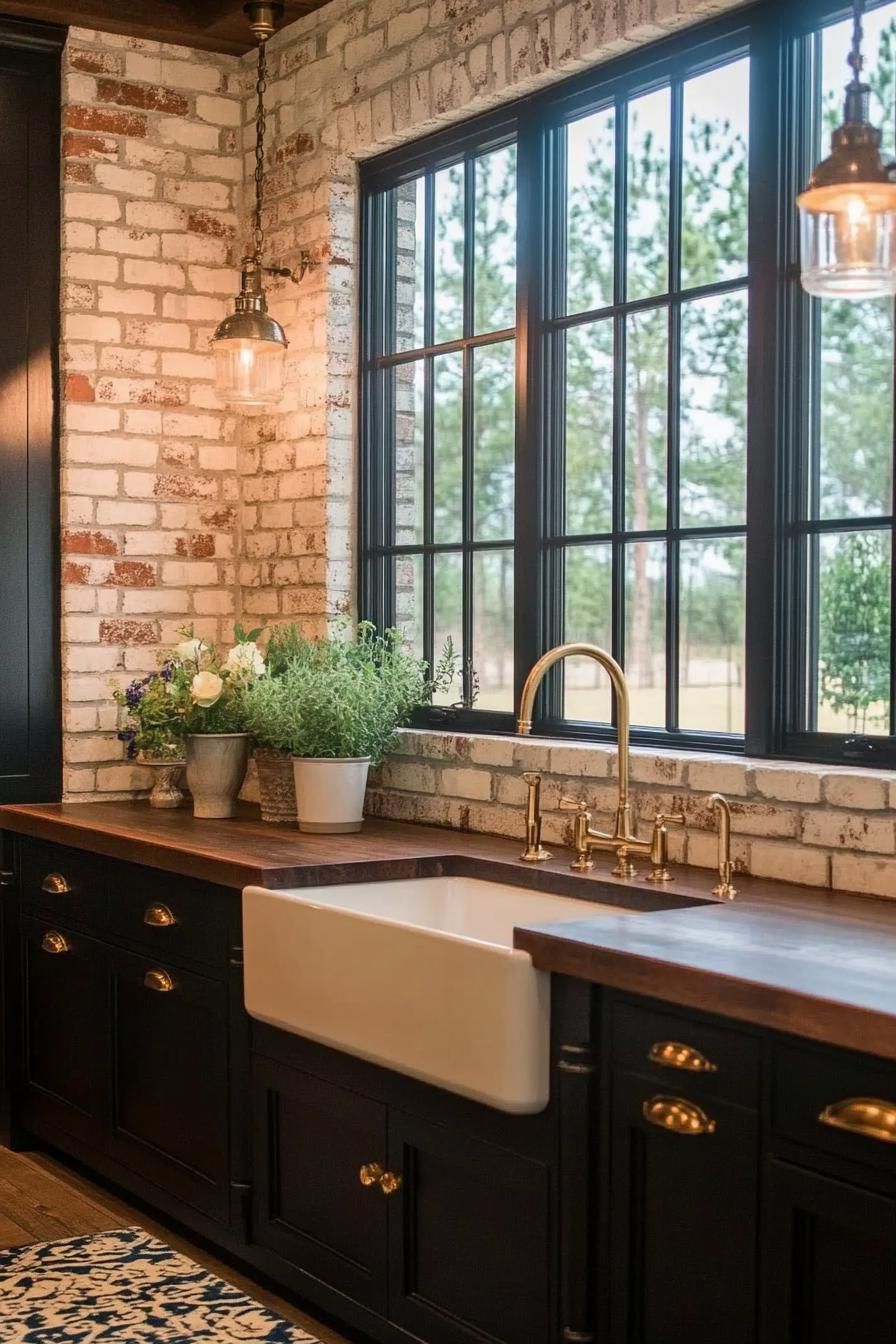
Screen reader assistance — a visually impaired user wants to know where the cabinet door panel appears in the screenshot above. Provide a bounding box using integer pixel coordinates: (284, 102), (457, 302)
(21, 918), (106, 1146)
(387, 1109), (552, 1344)
(251, 1056), (388, 1315)
(762, 1159), (896, 1344)
(108, 948), (229, 1223)
(609, 1071), (758, 1344)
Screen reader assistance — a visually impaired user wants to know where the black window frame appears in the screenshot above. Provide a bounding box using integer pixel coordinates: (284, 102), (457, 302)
(359, 0), (896, 768)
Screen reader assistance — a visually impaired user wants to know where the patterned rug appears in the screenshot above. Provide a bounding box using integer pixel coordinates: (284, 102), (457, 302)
(0, 1226), (322, 1342)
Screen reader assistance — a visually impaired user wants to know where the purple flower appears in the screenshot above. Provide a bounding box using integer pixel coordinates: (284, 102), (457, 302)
(124, 680), (147, 708)
(160, 660), (176, 683)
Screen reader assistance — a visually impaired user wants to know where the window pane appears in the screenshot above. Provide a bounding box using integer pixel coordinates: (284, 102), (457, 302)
(625, 540), (666, 727)
(626, 307), (668, 531)
(393, 361), (424, 547)
(565, 320), (614, 536)
(395, 554), (424, 658)
(566, 107), (615, 315)
(680, 290), (748, 527)
(475, 145), (517, 335)
(816, 298), (894, 519)
(434, 164), (464, 345)
(626, 87), (670, 302)
(433, 350), (463, 545)
(474, 340), (515, 542)
(385, 177), (426, 354)
(681, 59), (749, 290)
(473, 550), (514, 711)
(679, 537), (745, 733)
(433, 552), (464, 706)
(816, 530), (891, 735)
(564, 544), (613, 723)
(822, 4), (896, 157)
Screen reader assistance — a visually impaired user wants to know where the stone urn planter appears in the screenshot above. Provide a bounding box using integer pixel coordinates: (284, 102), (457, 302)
(185, 733), (250, 819)
(139, 755), (186, 810)
(291, 756), (371, 833)
(255, 747), (297, 824)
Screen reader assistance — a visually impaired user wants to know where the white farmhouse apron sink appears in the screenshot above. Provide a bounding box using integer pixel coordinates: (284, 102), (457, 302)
(242, 875), (632, 1114)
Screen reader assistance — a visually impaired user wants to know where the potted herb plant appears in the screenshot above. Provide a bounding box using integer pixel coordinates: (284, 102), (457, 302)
(243, 622), (444, 833)
(163, 624), (266, 819)
(113, 664), (185, 809)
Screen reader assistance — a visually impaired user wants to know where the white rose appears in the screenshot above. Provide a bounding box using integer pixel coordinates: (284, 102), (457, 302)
(191, 671), (223, 708)
(176, 637), (207, 665)
(224, 641), (266, 682)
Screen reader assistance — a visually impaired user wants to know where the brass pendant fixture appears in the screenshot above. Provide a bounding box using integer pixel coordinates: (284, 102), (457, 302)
(212, 1), (315, 407)
(798, 0), (896, 299)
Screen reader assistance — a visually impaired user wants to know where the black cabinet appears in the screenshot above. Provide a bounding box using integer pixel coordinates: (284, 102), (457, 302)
(607, 1069), (759, 1344)
(762, 1159), (896, 1344)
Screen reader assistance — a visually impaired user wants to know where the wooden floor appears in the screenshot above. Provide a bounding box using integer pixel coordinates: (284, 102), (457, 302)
(0, 1146), (352, 1343)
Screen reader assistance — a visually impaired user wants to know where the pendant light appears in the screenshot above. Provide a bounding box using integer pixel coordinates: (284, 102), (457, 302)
(212, 2), (315, 407)
(798, 0), (896, 299)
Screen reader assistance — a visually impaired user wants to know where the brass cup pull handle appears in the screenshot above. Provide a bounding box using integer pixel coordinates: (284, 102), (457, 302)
(642, 1095), (716, 1136)
(144, 903), (177, 928)
(648, 1040), (718, 1074)
(359, 1163), (403, 1195)
(144, 968), (175, 993)
(819, 1097), (896, 1145)
(41, 931), (71, 955)
(41, 873), (72, 895)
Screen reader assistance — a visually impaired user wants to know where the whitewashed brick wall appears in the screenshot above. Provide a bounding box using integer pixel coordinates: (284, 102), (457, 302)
(368, 730), (896, 898)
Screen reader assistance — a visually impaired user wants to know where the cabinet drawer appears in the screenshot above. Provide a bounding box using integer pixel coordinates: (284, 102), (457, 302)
(106, 867), (232, 970)
(20, 841), (106, 931)
(773, 1042), (896, 1176)
(610, 997), (760, 1109)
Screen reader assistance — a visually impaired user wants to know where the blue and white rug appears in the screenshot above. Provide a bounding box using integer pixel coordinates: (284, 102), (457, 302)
(0, 1226), (321, 1342)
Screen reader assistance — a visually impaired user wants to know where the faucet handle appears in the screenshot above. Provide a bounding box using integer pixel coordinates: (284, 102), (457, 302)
(655, 812), (686, 827)
(560, 796), (590, 813)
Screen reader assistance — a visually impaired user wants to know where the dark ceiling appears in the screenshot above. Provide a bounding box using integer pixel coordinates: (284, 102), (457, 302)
(1, 0), (329, 54)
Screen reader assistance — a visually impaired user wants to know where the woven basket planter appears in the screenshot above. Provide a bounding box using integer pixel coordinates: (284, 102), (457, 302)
(255, 748), (298, 824)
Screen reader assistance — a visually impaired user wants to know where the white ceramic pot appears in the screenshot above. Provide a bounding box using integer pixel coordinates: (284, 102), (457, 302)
(291, 756), (371, 833)
(185, 733), (250, 819)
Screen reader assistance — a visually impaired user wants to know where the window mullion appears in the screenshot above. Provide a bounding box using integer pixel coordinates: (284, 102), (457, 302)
(611, 96), (628, 705)
(666, 79), (684, 734)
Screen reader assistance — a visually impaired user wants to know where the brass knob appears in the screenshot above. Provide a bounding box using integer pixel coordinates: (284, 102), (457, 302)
(41, 873), (72, 895)
(359, 1162), (384, 1187)
(819, 1097), (896, 1144)
(648, 1040), (718, 1074)
(642, 1095), (716, 1136)
(379, 1171), (403, 1196)
(144, 968), (175, 993)
(144, 903), (177, 928)
(40, 930), (71, 955)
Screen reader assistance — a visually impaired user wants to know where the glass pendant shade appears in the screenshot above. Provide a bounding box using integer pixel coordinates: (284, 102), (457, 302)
(212, 264), (288, 407)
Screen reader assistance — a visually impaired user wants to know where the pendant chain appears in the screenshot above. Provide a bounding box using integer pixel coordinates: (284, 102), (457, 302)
(849, 0), (865, 83)
(253, 37), (268, 264)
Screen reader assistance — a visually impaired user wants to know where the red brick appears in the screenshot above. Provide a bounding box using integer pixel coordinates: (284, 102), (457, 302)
(69, 49), (120, 75)
(96, 79), (189, 116)
(174, 533), (215, 558)
(65, 162), (94, 184)
(106, 560), (156, 587)
(187, 210), (236, 238)
(65, 106), (147, 137)
(275, 131), (314, 163)
(63, 561), (91, 585)
(137, 380), (188, 407)
(202, 507), (236, 529)
(63, 132), (119, 161)
(66, 373), (96, 403)
(64, 530), (118, 557)
(153, 474), (216, 500)
(99, 619), (159, 645)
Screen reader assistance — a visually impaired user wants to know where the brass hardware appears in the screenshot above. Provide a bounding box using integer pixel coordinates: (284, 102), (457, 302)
(520, 772), (552, 862)
(709, 793), (737, 900)
(41, 872), (72, 895)
(558, 1044), (596, 1076)
(642, 1095), (716, 1136)
(645, 813), (686, 882)
(359, 1162), (384, 1187)
(40, 930), (71, 955)
(144, 903), (177, 928)
(0, 870), (14, 888)
(519, 644), (686, 878)
(648, 1040), (718, 1074)
(359, 1163), (402, 1195)
(144, 968), (175, 993)
(560, 797), (594, 871)
(818, 1097), (896, 1144)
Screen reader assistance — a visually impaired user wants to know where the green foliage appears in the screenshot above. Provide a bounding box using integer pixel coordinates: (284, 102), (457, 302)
(819, 532), (891, 733)
(264, 623), (306, 678)
(243, 622), (450, 765)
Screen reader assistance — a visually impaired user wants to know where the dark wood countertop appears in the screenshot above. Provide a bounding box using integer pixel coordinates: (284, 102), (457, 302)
(3, 801), (896, 1061)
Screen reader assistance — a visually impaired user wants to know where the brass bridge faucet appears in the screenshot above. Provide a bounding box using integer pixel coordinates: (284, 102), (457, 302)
(517, 642), (685, 880)
(709, 793), (737, 900)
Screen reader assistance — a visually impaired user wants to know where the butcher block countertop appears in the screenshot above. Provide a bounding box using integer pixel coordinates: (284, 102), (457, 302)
(2, 800), (896, 1060)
